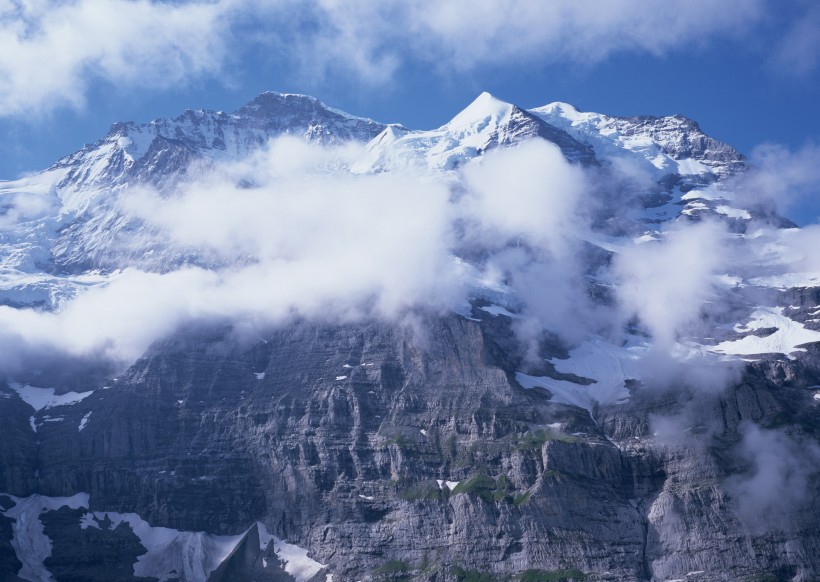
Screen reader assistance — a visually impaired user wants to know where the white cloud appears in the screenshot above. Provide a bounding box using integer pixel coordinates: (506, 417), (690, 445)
(395, 0), (765, 68)
(736, 142), (820, 217)
(613, 220), (729, 349)
(770, 3), (820, 77)
(268, 0), (769, 86)
(0, 136), (602, 365)
(0, 0), (774, 117)
(458, 140), (601, 345)
(461, 139), (587, 252)
(725, 423), (820, 531)
(0, 133), (805, 386)
(0, 137), (465, 363)
(0, 0), (231, 116)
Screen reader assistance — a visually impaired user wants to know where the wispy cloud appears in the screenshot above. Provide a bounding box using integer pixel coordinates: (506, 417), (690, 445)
(613, 221), (729, 350)
(769, 2), (820, 78)
(0, 0), (775, 118)
(0, 0), (231, 116)
(337, 0), (765, 70)
(725, 423), (820, 531)
(736, 142), (820, 218)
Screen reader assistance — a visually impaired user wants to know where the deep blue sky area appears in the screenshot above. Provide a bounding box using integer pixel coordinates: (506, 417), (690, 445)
(1, 0), (819, 222)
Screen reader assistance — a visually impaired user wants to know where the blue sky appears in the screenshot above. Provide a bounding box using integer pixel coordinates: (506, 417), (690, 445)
(1, 0), (819, 221)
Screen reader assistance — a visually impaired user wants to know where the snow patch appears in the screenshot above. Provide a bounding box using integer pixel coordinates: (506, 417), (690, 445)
(335, 376), (347, 381)
(273, 538), (326, 581)
(681, 201), (709, 216)
(517, 373), (597, 412)
(715, 205), (751, 220)
(9, 383), (93, 412)
(256, 523), (326, 581)
(81, 511), (244, 582)
(78, 412), (92, 431)
(517, 338), (646, 412)
(748, 272), (820, 289)
(79, 511), (100, 530)
(676, 158), (710, 175)
(479, 304), (519, 318)
(711, 307), (820, 357)
(254, 372), (266, 380)
(1, 493), (89, 582)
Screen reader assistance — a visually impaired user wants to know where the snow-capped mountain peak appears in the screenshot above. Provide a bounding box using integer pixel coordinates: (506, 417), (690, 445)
(0, 90), (794, 311)
(356, 92), (596, 173)
(445, 91), (514, 129)
(47, 91), (390, 204)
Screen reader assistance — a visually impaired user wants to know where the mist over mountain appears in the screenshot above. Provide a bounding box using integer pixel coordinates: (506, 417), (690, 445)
(0, 91), (818, 582)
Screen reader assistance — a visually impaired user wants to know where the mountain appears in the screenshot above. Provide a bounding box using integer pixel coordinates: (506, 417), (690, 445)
(0, 91), (818, 582)
(357, 92), (597, 171)
(0, 92), (391, 304)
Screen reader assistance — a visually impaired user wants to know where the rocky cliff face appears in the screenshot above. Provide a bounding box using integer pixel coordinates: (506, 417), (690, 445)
(2, 311), (818, 581)
(0, 92), (818, 581)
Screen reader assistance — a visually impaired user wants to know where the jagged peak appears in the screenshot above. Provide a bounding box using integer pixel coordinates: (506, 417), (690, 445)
(246, 90), (321, 106)
(623, 111), (701, 129)
(237, 90), (379, 125)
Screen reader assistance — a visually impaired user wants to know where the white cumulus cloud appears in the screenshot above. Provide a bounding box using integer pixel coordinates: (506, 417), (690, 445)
(0, 0), (778, 118)
(0, 0), (231, 116)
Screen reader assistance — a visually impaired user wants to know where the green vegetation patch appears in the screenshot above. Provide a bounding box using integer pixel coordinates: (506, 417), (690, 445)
(399, 480), (445, 501)
(512, 491), (532, 506)
(374, 559), (413, 577)
(451, 566), (499, 582)
(518, 569), (587, 582)
(451, 473), (503, 503)
(515, 429), (577, 451)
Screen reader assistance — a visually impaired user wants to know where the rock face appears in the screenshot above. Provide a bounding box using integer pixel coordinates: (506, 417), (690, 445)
(1, 312), (817, 581)
(0, 91), (819, 581)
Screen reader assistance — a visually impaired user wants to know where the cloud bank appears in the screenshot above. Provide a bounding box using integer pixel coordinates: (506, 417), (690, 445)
(0, 137), (598, 364)
(0, 0), (783, 118)
(0, 135), (768, 373)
